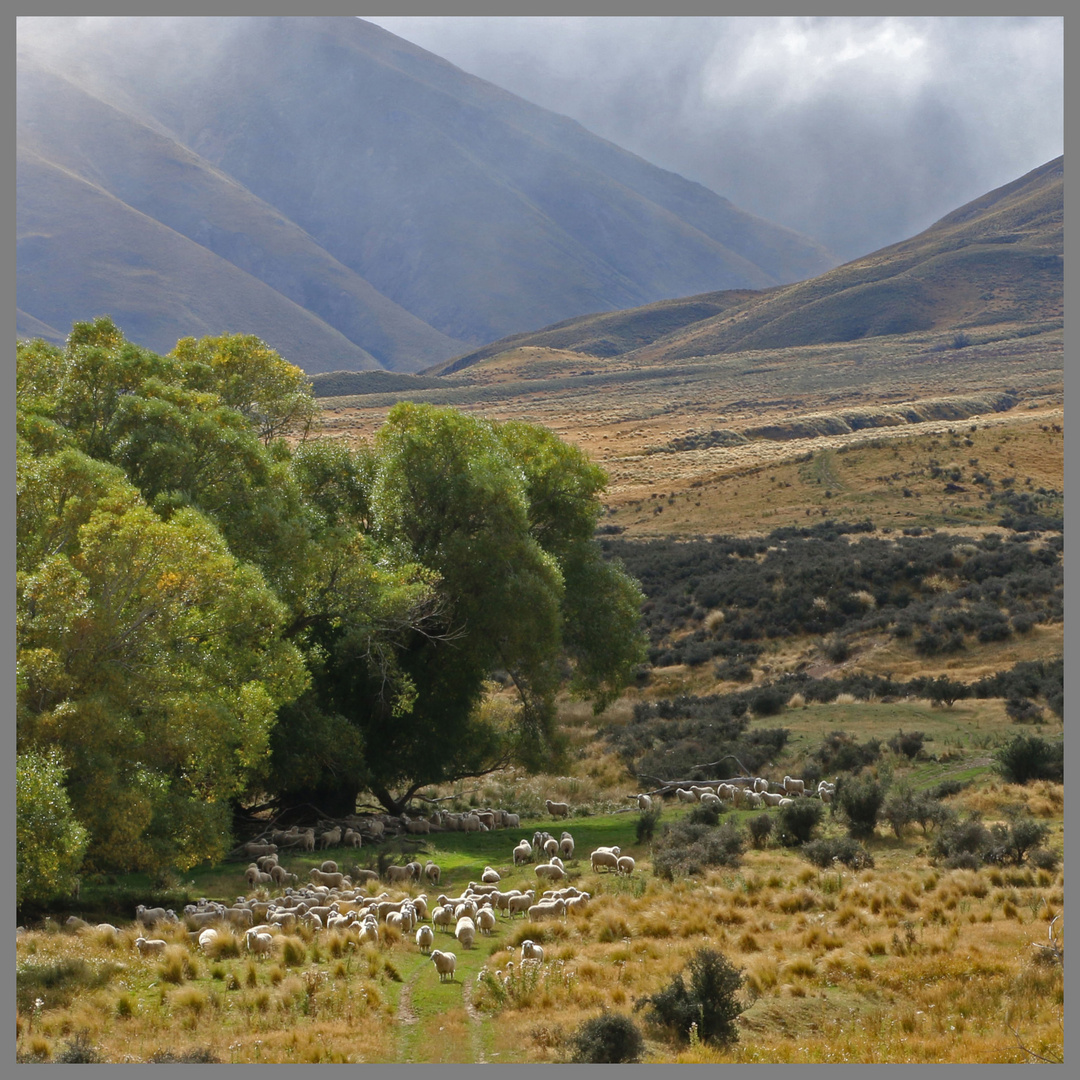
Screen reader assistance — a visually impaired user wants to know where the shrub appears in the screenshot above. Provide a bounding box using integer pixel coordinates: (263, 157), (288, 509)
(988, 814), (1051, 865)
(1005, 697), (1045, 725)
(777, 800), (824, 846)
(814, 731), (881, 773)
(636, 807), (662, 844)
(994, 734), (1063, 784)
(750, 686), (787, 717)
(887, 730), (925, 759)
(569, 1012), (645, 1063)
(653, 820), (744, 879)
(149, 1048), (223, 1063)
(801, 836), (875, 870)
(54, 1032), (102, 1064)
(747, 814), (773, 849)
(932, 814), (992, 867)
(635, 947), (744, 1045)
(835, 773), (887, 839)
(1027, 847), (1060, 872)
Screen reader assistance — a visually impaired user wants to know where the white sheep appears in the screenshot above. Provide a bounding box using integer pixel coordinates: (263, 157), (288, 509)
(320, 860), (339, 873)
(462, 813), (482, 832)
(425, 861), (442, 886)
(318, 827), (342, 849)
(535, 862), (566, 883)
(761, 791), (784, 807)
(676, 787), (698, 803)
(310, 868), (347, 889)
(637, 793), (653, 812)
(778, 797), (795, 807)
(616, 855), (636, 876)
(343, 829), (363, 849)
(527, 899), (567, 921)
(455, 916), (476, 950)
(783, 776), (806, 797)
(507, 891), (536, 918)
(358, 920), (380, 945)
(520, 939), (544, 962)
(416, 924), (434, 952)
(481, 866), (501, 884)
(431, 905), (454, 932)
(513, 840), (533, 865)
(476, 907), (497, 935)
(700, 792), (723, 809)
(590, 849), (619, 873)
(560, 832), (575, 858)
(197, 928), (219, 951)
(246, 929), (277, 958)
(430, 949), (457, 981)
(543, 837), (560, 858)
(134, 936), (168, 957)
(504, 812), (520, 829)
(385, 865), (412, 886)
(545, 799), (570, 819)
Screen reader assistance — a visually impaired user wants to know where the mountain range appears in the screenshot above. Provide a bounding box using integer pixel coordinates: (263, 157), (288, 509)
(430, 155), (1062, 375)
(16, 16), (836, 373)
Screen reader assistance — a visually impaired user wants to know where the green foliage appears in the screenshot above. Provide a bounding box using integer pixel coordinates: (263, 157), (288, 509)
(54, 1033), (103, 1064)
(653, 818), (744, 880)
(932, 814), (993, 868)
(636, 807), (662, 843)
(16, 749), (88, 909)
(988, 812), (1051, 865)
(801, 836), (875, 870)
(747, 813), (774, 849)
(777, 799), (824, 847)
(569, 1012), (645, 1063)
(882, 782), (954, 838)
(994, 733), (1064, 784)
(635, 947), (744, 1045)
(835, 772), (888, 839)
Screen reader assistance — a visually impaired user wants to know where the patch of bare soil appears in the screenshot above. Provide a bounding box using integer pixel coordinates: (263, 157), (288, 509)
(461, 975), (486, 1063)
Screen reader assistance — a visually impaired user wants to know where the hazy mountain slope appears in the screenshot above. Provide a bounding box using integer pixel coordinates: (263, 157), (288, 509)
(17, 147), (382, 371)
(437, 156), (1061, 372)
(17, 54), (466, 372)
(17, 16), (836, 366)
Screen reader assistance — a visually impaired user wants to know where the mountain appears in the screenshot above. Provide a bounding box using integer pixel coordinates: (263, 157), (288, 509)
(16, 16), (836, 373)
(433, 156), (1062, 373)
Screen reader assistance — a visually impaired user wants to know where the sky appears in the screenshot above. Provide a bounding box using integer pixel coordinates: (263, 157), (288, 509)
(364, 16), (1063, 262)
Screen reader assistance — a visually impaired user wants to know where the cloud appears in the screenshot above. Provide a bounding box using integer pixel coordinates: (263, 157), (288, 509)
(365, 16), (1063, 260)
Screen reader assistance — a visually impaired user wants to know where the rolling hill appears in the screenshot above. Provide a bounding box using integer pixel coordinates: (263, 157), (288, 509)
(16, 16), (836, 372)
(433, 156), (1062, 374)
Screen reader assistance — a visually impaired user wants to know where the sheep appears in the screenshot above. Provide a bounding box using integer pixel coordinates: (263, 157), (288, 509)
(778, 797), (795, 807)
(412, 894), (429, 920)
(507, 892), (536, 918)
(534, 862), (566, 884)
(384, 865), (412, 886)
(676, 787), (698, 803)
(350, 867), (381, 887)
(415, 924), (434, 952)
(513, 840), (533, 865)
(270, 864), (297, 887)
(431, 905), (454, 932)
(320, 860), (339, 874)
(430, 949), (457, 982)
(65, 916), (90, 932)
(197, 928), (219, 951)
(135, 905), (177, 928)
(242, 841), (277, 858)
(455, 916), (476, 950)
(545, 799), (570, 819)
(462, 813), (482, 833)
(402, 816), (431, 835)
(310, 868), (347, 889)
(700, 792), (722, 809)
(476, 811), (496, 830)
(256, 854), (279, 870)
(560, 832), (575, 859)
(425, 861), (441, 886)
(134, 936), (168, 957)
(636, 793), (653, 812)
(245, 929), (275, 958)
(385, 911), (405, 932)
(616, 855), (636, 876)
(548, 855), (564, 870)
(590, 849), (620, 873)
(753, 777), (770, 794)
(745, 791), (763, 809)
(454, 900), (478, 921)
(406, 861), (424, 882)
(318, 827), (342, 849)
(481, 866), (501, 884)
(783, 776), (806, 797)
(543, 837), (560, 858)
(504, 813), (520, 829)
(520, 939), (544, 962)
(819, 788), (834, 805)
(358, 920), (380, 945)
(717, 783), (736, 802)
(343, 829), (363, 849)
(760, 791), (784, 807)
(94, 923), (121, 941)
(565, 894), (591, 915)
(476, 907), (497, 935)
(527, 899), (567, 921)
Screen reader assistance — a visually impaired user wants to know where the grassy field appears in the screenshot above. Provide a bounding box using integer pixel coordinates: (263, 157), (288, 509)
(16, 317), (1062, 1064)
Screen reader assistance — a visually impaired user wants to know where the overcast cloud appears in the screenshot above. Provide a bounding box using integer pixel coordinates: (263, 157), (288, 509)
(365, 16), (1062, 261)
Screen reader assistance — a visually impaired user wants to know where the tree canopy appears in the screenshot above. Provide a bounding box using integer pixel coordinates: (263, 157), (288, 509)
(16, 318), (646, 888)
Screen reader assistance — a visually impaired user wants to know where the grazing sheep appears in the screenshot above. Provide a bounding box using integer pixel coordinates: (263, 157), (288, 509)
(545, 799), (570, 819)
(134, 936), (168, 957)
(783, 776), (806, 797)
(616, 855), (636, 876)
(534, 862), (566, 884)
(513, 840), (533, 865)
(560, 832), (575, 859)
(431, 906), (454, 932)
(590, 849), (620, 873)
(425, 861), (442, 886)
(820, 788), (834, 805)
(700, 792), (722, 809)
(462, 813), (482, 833)
(430, 949), (457, 982)
(242, 841), (277, 858)
(565, 894), (591, 914)
(476, 907), (497, 935)
(745, 791), (763, 809)
(476, 811), (496, 830)
(65, 916), (90, 932)
(637, 793), (653, 812)
(358, 920), (380, 945)
(310, 868), (347, 889)
(527, 899), (567, 921)
(416, 925), (434, 952)
(778, 797), (795, 807)
(761, 791), (784, 807)
(343, 829), (363, 849)
(136, 905), (176, 928)
(481, 866), (501, 884)
(543, 837), (559, 858)
(520, 939), (544, 962)
(351, 868), (381, 887)
(270, 864), (297, 887)
(197, 928), (219, 951)
(402, 816), (431, 835)
(320, 860), (339, 874)
(504, 813), (520, 829)
(676, 787), (697, 803)
(507, 891), (536, 918)
(455, 916), (476, 950)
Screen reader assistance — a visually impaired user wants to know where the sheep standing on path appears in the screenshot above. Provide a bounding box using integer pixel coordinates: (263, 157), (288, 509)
(430, 950), (457, 981)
